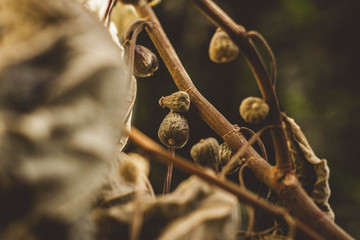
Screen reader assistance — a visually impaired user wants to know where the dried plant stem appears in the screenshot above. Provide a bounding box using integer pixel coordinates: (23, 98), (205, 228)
(163, 147), (175, 194)
(127, 127), (325, 240)
(131, 2), (353, 240)
(247, 31), (277, 86)
(189, 0), (291, 171)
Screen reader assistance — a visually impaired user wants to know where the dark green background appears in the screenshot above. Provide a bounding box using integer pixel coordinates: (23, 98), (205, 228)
(129, 0), (360, 237)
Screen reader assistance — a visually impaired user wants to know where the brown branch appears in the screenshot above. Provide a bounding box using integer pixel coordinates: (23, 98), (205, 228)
(127, 127), (325, 240)
(189, 0), (291, 171)
(128, 2), (353, 240)
(133, 0), (260, 166)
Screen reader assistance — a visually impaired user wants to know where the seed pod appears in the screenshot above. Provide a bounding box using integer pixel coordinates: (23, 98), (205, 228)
(159, 91), (190, 113)
(190, 137), (220, 171)
(239, 97), (269, 124)
(209, 28), (239, 63)
(133, 45), (158, 77)
(119, 153), (150, 183)
(219, 142), (232, 167)
(158, 112), (189, 148)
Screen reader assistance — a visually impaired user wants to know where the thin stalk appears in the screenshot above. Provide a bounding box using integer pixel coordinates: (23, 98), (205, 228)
(163, 147), (175, 194)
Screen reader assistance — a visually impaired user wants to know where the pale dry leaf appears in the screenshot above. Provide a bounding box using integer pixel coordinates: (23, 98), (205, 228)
(0, 0), (127, 238)
(282, 114), (334, 220)
(93, 174), (239, 240)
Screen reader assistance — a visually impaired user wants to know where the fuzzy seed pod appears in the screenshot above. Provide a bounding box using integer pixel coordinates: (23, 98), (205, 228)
(190, 137), (220, 171)
(159, 91), (190, 113)
(119, 153), (150, 182)
(133, 45), (158, 77)
(158, 112), (189, 148)
(209, 28), (239, 63)
(219, 142), (232, 167)
(239, 97), (269, 124)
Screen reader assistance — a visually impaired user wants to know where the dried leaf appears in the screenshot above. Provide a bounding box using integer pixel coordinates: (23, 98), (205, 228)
(282, 114), (334, 220)
(0, 0), (127, 238)
(93, 175), (239, 240)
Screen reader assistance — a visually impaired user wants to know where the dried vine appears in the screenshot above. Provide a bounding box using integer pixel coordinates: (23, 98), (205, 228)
(121, 0), (354, 239)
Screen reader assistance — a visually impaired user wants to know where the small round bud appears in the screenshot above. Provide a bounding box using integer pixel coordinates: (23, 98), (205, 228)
(219, 142), (232, 167)
(159, 91), (190, 113)
(239, 97), (269, 124)
(119, 153), (149, 182)
(133, 45), (158, 77)
(190, 137), (220, 171)
(158, 112), (189, 148)
(209, 28), (239, 63)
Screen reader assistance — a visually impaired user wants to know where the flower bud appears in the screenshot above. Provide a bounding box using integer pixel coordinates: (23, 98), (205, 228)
(158, 112), (189, 148)
(159, 91), (190, 113)
(239, 97), (269, 124)
(209, 28), (239, 63)
(219, 142), (232, 167)
(190, 137), (220, 171)
(133, 45), (158, 77)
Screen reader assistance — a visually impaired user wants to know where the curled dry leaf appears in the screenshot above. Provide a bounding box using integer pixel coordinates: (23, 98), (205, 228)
(93, 175), (239, 240)
(282, 114), (335, 220)
(0, 0), (127, 238)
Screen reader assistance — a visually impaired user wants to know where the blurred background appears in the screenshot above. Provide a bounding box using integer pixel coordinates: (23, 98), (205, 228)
(128, 0), (360, 237)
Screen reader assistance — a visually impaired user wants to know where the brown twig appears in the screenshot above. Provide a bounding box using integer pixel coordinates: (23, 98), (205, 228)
(247, 31), (277, 87)
(221, 126), (270, 176)
(126, 127), (325, 240)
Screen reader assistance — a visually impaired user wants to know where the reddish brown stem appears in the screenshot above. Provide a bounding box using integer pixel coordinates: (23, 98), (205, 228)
(163, 147), (175, 194)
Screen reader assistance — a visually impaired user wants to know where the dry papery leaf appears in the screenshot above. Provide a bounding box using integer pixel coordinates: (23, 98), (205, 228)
(282, 114), (335, 220)
(0, 0), (127, 239)
(92, 174), (239, 240)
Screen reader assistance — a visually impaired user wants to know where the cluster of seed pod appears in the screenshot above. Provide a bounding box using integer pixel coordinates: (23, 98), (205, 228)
(158, 91), (191, 148)
(190, 138), (233, 172)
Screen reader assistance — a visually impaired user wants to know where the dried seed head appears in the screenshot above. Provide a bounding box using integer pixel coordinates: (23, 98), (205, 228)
(209, 28), (239, 63)
(159, 91), (190, 113)
(133, 45), (158, 77)
(239, 97), (269, 124)
(219, 142), (232, 167)
(158, 112), (189, 148)
(119, 153), (149, 182)
(190, 137), (220, 171)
